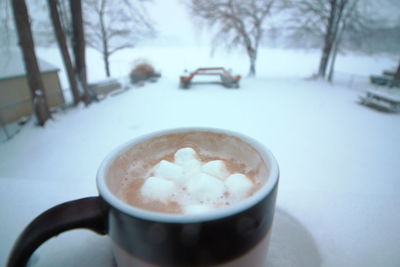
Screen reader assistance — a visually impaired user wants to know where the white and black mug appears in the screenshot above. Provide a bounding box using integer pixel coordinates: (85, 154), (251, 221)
(7, 128), (279, 267)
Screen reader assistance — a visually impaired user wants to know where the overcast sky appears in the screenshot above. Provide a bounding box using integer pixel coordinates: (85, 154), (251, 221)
(143, 0), (400, 47)
(1, 0), (399, 49)
(143, 0), (210, 47)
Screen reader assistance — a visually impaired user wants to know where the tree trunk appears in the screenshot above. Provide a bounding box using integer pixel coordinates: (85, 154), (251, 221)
(101, 22), (110, 77)
(58, 1), (73, 48)
(318, 0), (337, 78)
(48, 0), (80, 106)
(327, 0), (354, 83)
(327, 38), (339, 82)
(327, 27), (342, 82)
(70, 0), (91, 105)
(104, 52), (110, 77)
(395, 61), (400, 81)
(12, 0), (51, 126)
(248, 56), (256, 77)
(98, 1), (111, 77)
(247, 46), (256, 77)
(318, 42), (332, 78)
(328, 17), (347, 83)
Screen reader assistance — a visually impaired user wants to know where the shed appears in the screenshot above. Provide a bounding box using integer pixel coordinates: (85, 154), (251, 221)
(0, 49), (65, 124)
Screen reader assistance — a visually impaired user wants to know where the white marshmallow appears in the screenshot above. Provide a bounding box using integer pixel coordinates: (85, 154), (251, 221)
(184, 204), (212, 214)
(174, 148), (203, 183)
(174, 147), (198, 165)
(154, 160), (184, 183)
(201, 160), (229, 180)
(225, 173), (253, 199)
(181, 159), (202, 180)
(140, 177), (178, 202)
(186, 173), (225, 203)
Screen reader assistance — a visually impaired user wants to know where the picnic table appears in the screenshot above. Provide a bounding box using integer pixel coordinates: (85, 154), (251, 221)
(180, 67), (241, 89)
(370, 69), (400, 88)
(359, 89), (400, 112)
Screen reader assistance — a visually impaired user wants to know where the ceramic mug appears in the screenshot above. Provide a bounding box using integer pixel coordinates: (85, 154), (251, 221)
(7, 128), (279, 267)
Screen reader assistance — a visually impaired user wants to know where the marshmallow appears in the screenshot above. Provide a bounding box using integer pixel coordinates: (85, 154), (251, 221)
(181, 159), (202, 180)
(154, 160), (184, 183)
(186, 173), (225, 203)
(201, 160), (229, 180)
(174, 148), (202, 183)
(141, 177), (178, 202)
(225, 173), (253, 199)
(141, 147), (253, 212)
(174, 148), (198, 165)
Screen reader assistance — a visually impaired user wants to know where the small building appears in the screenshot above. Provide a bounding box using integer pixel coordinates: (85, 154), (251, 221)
(0, 49), (65, 124)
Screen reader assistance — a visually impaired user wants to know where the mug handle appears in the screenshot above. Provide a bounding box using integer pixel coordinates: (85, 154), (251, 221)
(7, 197), (109, 267)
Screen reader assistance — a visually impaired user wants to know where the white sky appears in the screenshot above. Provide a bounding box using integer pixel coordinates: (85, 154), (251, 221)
(1, 0), (398, 49)
(140, 0), (400, 47)
(0, 0), (207, 48)
(141, 0), (211, 47)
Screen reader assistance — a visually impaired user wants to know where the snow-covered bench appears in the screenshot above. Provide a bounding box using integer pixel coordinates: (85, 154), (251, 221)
(88, 78), (122, 99)
(359, 89), (400, 112)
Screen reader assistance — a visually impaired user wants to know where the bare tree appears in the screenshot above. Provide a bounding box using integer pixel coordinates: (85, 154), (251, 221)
(285, 0), (372, 81)
(48, 0), (80, 105)
(187, 0), (275, 77)
(83, 0), (155, 77)
(318, 0), (337, 78)
(11, 0), (51, 126)
(284, 0), (341, 78)
(70, 0), (91, 105)
(327, 0), (362, 81)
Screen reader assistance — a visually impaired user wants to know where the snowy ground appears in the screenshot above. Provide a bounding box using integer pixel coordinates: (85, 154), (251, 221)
(1, 47), (399, 266)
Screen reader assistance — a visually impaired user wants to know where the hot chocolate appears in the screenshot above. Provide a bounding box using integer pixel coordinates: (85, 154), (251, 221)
(107, 131), (268, 215)
(8, 128), (278, 267)
(120, 147), (260, 214)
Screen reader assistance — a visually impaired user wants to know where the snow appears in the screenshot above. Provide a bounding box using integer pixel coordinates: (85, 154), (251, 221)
(366, 88), (400, 102)
(1, 46), (400, 267)
(0, 48), (59, 80)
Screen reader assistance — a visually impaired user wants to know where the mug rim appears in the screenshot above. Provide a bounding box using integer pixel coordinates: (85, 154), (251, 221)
(97, 127), (279, 223)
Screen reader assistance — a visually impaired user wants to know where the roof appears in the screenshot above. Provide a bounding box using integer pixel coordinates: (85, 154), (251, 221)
(0, 49), (60, 81)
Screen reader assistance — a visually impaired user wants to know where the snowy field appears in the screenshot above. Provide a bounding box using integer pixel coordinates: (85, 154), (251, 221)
(1, 47), (400, 266)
